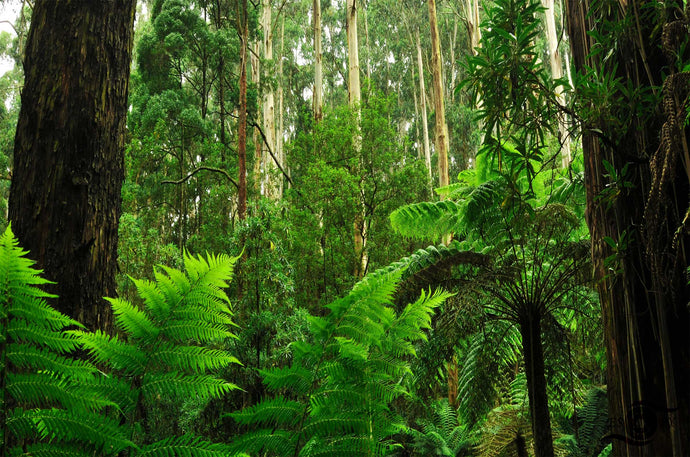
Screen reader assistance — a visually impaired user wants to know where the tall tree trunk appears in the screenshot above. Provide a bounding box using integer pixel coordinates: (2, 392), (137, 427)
(238, 0), (249, 221)
(262, 0), (279, 199)
(565, 0), (690, 454)
(252, 39), (262, 194)
(519, 314), (554, 457)
(313, 0), (324, 122)
(542, 0), (570, 166)
(347, 0), (367, 279)
(8, 0), (136, 332)
(428, 0), (450, 190)
(277, 18), (285, 195)
(416, 29), (432, 188)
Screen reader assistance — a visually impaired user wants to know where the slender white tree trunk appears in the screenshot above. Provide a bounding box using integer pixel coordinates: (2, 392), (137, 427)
(416, 30), (432, 188)
(543, 0), (571, 167)
(347, 0), (367, 278)
(428, 0), (449, 190)
(313, 0), (323, 122)
(262, 0), (279, 198)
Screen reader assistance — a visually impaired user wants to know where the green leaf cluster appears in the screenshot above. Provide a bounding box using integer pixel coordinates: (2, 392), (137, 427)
(0, 226), (242, 457)
(229, 268), (452, 456)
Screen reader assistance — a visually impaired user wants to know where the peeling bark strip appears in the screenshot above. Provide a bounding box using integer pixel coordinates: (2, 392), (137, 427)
(8, 0), (137, 332)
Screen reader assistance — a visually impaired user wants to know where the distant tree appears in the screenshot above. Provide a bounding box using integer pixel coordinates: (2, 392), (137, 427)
(8, 1), (137, 332)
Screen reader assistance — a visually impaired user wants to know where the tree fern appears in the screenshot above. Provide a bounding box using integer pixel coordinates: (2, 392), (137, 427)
(0, 226), (133, 456)
(229, 268), (452, 456)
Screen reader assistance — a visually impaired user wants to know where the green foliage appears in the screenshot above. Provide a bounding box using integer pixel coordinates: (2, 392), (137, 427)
(555, 387), (609, 457)
(75, 251), (242, 448)
(407, 399), (472, 457)
(229, 268), (452, 456)
(461, 0), (564, 168)
(1, 226), (243, 456)
(0, 226), (133, 456)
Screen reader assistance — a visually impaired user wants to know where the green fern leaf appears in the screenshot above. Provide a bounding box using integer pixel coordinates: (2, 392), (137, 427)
(137, 434), (230, 457)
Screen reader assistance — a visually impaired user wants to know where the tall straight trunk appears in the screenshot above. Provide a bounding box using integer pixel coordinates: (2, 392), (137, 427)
(428, 0), (449, 190)
(566, 0), (690, 454)
(262, 0), (278, 199)
(347, 0), (367, 278)
(519, 314), (554, 457)
(238, 0), (249, 221)
(542, 0), (570, 166)
(8, 0), (136, 332)
(313, 0), (324, 122)
(251, 39), (262, 194)
(464, 0), (481, 52)
(277, 18), (285, 195)
(416, 29), (432, 187)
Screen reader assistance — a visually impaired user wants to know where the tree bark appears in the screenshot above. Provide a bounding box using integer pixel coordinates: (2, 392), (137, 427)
(262, 0), (279, 199)
(238, 0), (249, 221)
(9, 0), (136, 332)
(313, 0), (323, 122)
(565, 0), (690, 454)
(519, 314), (554, 457)
(428, 0), (449, 190)
(347, 0), (367, 278)
(416, 29), (432, 188)
(542, 0), (570, 166)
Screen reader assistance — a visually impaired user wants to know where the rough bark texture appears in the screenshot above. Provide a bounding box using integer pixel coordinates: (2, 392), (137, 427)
(565, 0), (690, 454)
(9, 0), (136, 332)
(519, 315), (554, 457)
(428, 0), (449, 190)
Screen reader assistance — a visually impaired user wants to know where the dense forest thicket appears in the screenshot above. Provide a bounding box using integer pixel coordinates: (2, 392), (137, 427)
(0, 0), (689, 456)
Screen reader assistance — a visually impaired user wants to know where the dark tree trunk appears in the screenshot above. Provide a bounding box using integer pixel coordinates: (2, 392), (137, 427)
(8, 0), (136, 333)
(565, 0), (690, 455)
(519, 314), (554, 457)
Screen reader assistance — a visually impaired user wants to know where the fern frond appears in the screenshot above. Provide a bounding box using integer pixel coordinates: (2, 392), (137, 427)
(141, 372), (238, 402)
(29, 408), (134, 454)
(7, 321), (81, 354)
(391, 288), (454, 345)
(74, 330), (146, 375)
(230, 397), (305, 427)
(158, 320), (231, 343)
(108, 297), (159, 341)
(11, 442), (98, 457)
(137, 434), (230, 457)
(390, 200), (464, 240)
(184, 252), (238, 293)
(7, 372), (116, 411)
(302, 416), (368, 437)
(228, 429), (296, 456)
(6, 345), (97, 380)
(260, 365), (313, 394)
(149, 343), (241, 373)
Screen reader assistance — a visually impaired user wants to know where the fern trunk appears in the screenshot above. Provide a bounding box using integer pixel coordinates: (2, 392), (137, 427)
(8, 0), (136, 333)
(519, 314), (554, 457)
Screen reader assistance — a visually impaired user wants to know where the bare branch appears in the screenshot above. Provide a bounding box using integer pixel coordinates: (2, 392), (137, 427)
(161, 166), (239, 189)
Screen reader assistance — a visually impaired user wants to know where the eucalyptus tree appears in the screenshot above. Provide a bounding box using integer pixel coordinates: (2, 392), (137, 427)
(9, 0), (136, 332)
(566, 0), (690, 454)
(428, 0), (450, 190)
